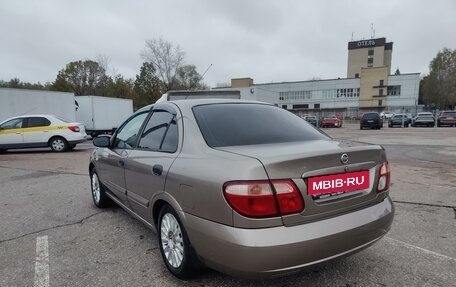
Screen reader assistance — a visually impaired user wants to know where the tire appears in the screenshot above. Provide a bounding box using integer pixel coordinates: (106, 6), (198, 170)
(90, 168), (112, 208)
(49, 137), (68, 152)
(158, 205), (200, 279)
(0, 149), (6, 153)
(360, 126), (363, 130)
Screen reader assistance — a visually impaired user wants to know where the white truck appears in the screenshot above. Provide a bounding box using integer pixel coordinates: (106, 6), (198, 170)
(0, 88), (76, 122)
(75, 96), (133, 137)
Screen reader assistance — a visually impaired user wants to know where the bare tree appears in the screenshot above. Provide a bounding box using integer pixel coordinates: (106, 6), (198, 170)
(141, 37), (185, 92)
(96, 54), (117, 77)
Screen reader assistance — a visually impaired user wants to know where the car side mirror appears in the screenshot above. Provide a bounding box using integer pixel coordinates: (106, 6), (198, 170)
(93, 135), (111, 148)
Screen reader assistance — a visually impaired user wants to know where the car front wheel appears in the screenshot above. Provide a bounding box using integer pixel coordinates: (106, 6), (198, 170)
(90, 169), (112, 208)
(49, 137), (68, 152)
(158, 205), (200, 279)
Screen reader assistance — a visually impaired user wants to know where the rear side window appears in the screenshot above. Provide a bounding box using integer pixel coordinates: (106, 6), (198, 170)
(27, 117), (51, 128)
(138, 111), (178, 153)
(193, 104), (328, 148)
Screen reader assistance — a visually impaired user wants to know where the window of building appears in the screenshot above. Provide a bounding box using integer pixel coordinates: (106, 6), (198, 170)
(380, 79), (384, 86)
(378, 100), (383, 106)
(293, 104), (309, 109)
(355, 73), (359, 78)
(367, 62), (373, 67)
(379, 89), (384, 96)
(367, 57), (373, 64)
(368, 49), (374, 56)
(282, 105), (287, 109)
(314, 104), (320, 109)
(387, 85), (401, 96)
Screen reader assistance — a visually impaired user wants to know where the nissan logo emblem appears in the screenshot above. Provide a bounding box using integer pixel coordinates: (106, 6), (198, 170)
(341, 153), (349, 164)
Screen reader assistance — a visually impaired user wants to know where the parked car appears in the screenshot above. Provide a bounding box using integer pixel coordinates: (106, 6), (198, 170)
(416, 112), (433, 117)
(411, 116), (435, 127)
(303, 115), (318, 126)
(350, 113), (363, 120)
(380, 111), (394, 120)
(0, 115), (87, 152)
(388, 114), (411, 128)
(412, 112), (433, 126)
(437, 111), (456, 127)
(320, 115), (342, 128)
(360, 112), (383, 129)
(89, 99), (394, 279)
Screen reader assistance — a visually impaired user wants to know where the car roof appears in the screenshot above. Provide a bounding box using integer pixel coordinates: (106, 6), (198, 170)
(171, 98), (272, 108)
(7, 114), (56, 118)
(132, 99), (276, 119)
(0, 114), (58, 123)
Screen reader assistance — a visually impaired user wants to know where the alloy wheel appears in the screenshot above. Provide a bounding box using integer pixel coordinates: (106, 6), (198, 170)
(160, 213), (184, 268)
(91, 173), (101, 204)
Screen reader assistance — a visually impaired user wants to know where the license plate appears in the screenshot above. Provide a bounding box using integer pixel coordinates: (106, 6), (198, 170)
(367, 120), (373, 123)
(307, 170), (370, 196)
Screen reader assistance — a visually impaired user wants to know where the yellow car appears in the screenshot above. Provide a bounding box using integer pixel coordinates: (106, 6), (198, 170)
(0, 115), (87, 152)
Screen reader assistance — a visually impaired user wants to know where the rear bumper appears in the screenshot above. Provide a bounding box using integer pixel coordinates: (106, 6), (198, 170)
(321, 122), (340, 127)
(185, 196), (394, 279)
(438, 119), (456, 125)
(414, 122), (434, 126)
(68, 138), (87, 145)
(361, 122), (381, 127)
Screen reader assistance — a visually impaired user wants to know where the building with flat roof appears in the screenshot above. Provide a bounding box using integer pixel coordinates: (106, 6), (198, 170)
(214, 37), (421, 117)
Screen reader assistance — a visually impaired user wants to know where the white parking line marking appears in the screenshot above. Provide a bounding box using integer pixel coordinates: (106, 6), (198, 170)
(385, 236), (456, 261)
(34, 235), (49, 287)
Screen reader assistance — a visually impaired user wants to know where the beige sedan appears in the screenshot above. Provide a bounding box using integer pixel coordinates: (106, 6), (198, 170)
(89, 99), (394, 279)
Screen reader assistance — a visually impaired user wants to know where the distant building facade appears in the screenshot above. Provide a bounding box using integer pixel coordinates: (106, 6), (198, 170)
(214, 37), (421, 117)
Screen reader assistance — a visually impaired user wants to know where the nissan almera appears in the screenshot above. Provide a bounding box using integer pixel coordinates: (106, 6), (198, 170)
(89, 99), (394, 279)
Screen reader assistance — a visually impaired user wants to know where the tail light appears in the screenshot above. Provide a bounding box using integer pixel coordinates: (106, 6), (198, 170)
(68, 126), (80, 132)
(377, 162), (390, 192)
(223, 179), (304, 218)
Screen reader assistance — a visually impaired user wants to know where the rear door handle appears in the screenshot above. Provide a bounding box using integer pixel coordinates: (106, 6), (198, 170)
(152, 164), (163, 176)
(118, 159), (125, 167)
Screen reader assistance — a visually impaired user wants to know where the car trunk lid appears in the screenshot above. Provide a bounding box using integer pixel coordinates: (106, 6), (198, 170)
(217, 139), (388, 226)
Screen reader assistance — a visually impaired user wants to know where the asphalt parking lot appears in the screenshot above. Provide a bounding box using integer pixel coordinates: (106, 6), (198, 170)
(1, 124), (455, 287)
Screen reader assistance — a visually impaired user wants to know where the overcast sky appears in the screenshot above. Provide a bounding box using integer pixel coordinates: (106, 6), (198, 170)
(1, 0), (455, 87)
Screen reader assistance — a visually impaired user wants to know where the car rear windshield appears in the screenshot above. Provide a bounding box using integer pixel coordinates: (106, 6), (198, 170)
(362, 113), (380, 120)
(193, 103), (328, 147)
